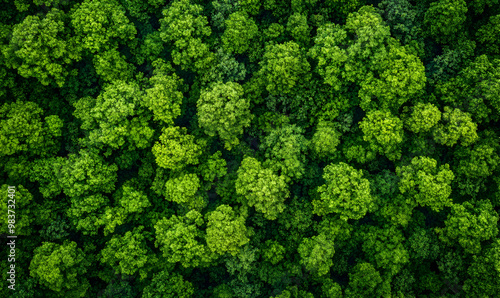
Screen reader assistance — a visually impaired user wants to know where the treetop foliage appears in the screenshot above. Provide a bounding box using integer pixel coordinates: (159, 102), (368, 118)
(2, 0), (500, 297)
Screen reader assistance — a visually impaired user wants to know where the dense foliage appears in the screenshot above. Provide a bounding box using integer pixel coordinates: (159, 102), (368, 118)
(1, 0), (500, 297)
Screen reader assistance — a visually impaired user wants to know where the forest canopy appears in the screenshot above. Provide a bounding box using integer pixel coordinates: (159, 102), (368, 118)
(1, 0), (500, 297)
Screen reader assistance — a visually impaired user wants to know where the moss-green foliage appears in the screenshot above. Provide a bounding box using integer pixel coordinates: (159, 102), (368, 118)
(424, 0), (467, 43)
(433, 106), (478, 147)
(403, 102), (441, 133)
(3, 1), (500, 297)
(463, 240), (500, 296)
(258, 41), (311, 95)
(73, 80), (154, 150)
(0, 101), (63, 157)
(152, 126), (203, 170)
(236, 156), (289, 220)
(298, 233), (335, 276)
(154, 210), (215, 268)
(165, 172), (206, 210)
(310, 120), (341, 160)
(0, 184), (33, 235)
(159, 0), (213, 72)
(222, 12), (258, 54)
(396, 156), (454, 212)
(29, 241), (90, 295)
(345, 262), (389, 298)
(436, 200), (499, 254)
(100, 226), (149, 276)
(308, 6), (426, 112)
(261, 124), (309, 182)
(198, 81), (253, 150)
(143, 59), (184, 125)
(142, 270), (195, 298)
(435, 55), (500, 123)
(477, 15), (500, 54)
(313, 162), (373, 220)
(3, 8), (81, 87)
(359, 110), (404, 161)
(71, 0), (136, 53)
(206, 205), (250, 256)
